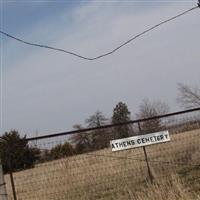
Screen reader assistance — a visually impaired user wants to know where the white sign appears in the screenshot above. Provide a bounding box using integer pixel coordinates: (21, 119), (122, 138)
(110, 130), (170, 152)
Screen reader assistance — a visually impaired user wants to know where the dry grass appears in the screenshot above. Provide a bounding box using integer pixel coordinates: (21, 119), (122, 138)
(5, 129), (200, 200)
(134, 175), (200, 200)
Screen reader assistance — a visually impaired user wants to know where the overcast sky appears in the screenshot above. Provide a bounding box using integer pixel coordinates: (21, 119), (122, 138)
(0, 0), (199, 137)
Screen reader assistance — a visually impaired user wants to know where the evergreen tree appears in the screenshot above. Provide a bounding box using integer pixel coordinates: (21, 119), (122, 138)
(0, 130), (40, 173)
(112, 102), (131, 138)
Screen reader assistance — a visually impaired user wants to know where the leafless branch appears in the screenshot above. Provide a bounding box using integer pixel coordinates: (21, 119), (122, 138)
(177, 83), (200, 109)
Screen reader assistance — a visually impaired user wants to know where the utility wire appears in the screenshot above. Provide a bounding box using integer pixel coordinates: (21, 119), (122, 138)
(0, 5), (199, 61)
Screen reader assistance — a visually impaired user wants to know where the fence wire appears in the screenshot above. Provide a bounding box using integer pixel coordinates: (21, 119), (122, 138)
(3, 109), (200, 200)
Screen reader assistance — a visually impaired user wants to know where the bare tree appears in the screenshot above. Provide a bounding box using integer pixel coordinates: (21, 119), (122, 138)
(70, 124), (92, 153)
(136, 99), (169, 133)
(71, 111), (109, 152)
(85, 110), (107, 128)
(177, 83), (200, 109)
(85, 111), (110, 150)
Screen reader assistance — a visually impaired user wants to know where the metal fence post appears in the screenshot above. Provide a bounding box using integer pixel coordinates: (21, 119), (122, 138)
(0, 158), (8, 200)
(138, 122), (154, 184)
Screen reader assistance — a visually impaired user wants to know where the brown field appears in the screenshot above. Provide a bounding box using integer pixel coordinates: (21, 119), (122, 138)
(5, 129), (200, 200)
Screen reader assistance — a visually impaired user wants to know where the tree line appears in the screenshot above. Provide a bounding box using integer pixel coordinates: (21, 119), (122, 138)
(0, 83), (200, 173)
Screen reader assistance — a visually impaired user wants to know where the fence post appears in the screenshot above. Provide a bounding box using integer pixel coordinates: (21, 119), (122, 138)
(138, 122), (154, 184)
(7, 157), (17, 200)
(0, 158), (8, 200)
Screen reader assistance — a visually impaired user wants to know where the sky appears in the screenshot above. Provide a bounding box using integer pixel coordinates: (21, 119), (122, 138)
(0, 0), (200, 137)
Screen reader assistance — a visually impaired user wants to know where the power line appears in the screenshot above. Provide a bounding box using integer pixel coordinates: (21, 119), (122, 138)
(0, 5), (199, 61)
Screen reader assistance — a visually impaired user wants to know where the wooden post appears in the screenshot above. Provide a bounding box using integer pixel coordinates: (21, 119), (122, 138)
(8, 158), (17, 200)
(138, 122), (154, 184)
(0, 159), (8, 200)
(9, 171), (17, 200)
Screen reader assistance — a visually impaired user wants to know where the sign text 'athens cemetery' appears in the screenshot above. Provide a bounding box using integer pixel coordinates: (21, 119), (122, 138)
(111, 130), (170, 152)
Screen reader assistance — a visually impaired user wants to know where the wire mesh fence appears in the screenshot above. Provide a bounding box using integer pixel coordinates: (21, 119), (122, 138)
(3, 108), (200, 200)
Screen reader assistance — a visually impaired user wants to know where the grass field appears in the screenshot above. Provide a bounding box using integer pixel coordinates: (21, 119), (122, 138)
(5, 129), (200, 200)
